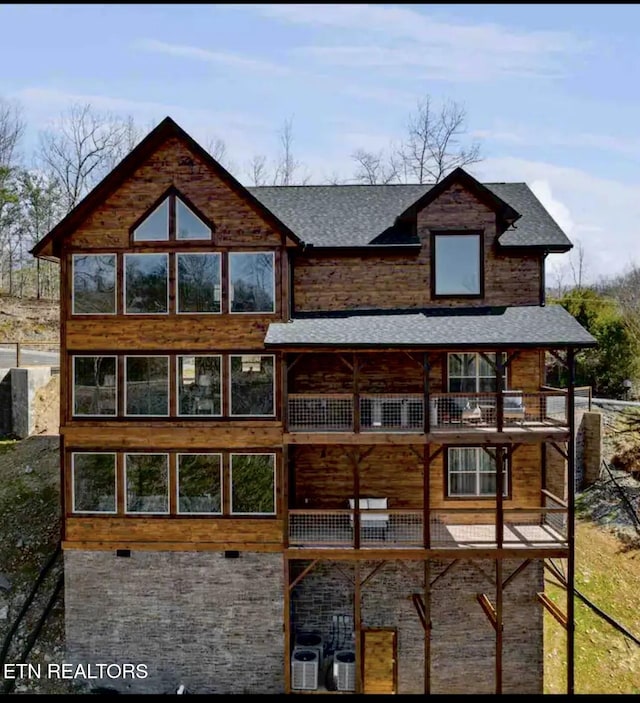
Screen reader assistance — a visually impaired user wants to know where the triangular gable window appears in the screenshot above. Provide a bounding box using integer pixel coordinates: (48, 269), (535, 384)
(132, 191), (213, 242)
(133, 198), (169, 241)
(176, 198), (211, 240)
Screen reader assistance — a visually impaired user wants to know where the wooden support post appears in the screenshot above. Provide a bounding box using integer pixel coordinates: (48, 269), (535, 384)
(423, 444), (430, 549)
(282, 354), (288, 432)
(496, 351), (505, 433)
(284, 557), (291, 694)
(352, 450), (361, 550)
(495, 560), (503, 695)
(567, 348), (576, 695)
(541, 443), (547, 508)
(496, 446), (504, 550)
(355, 560), (362, 694)
(424, 559), (431, 695)
(424, 353), (430, 434)
(282, 444), (289, 549)
(353, 353), (361, 434)
(476, 593), (498, 630)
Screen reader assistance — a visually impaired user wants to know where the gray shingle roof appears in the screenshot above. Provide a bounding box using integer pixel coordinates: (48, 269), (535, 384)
(264, 305), (595, 348)
(248, 183), (571, 250)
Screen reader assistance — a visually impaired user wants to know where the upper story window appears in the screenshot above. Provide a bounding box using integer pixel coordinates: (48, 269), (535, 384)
(229, 252), (275, 313)
(72, 254), (116, 314)
(432, 231), (482, 297)
(177, 253), (221, 313)
(132, 191), (211, 242)
(124, 253), (169, 314)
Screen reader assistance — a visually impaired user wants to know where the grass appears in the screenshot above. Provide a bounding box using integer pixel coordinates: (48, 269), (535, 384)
(544, 521), (640, 694)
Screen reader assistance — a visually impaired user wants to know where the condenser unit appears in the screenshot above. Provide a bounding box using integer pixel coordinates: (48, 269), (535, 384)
(291, 648), (319, 691)
(333, 650), (356, 692)
(294, 632), (324, 667)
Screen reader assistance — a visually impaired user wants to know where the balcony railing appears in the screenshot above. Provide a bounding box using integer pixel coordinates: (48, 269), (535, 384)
(288, 498), (568, 550)
(287, 391), (569, 433)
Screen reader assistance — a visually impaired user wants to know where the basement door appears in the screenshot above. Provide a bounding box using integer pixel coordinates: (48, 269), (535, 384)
(362, 628), (397, 694)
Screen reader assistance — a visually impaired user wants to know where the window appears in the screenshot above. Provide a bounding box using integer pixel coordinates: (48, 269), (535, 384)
(125, 453), (169, 513)
(72, 453), (117, 513)
(229, 252), (275, 313)
(177, 253), (221, 313)
(447, 447), (509, 498)
(73, 356), (117, 416)
(230, 454), (276, 515)
(177, 356), (221, 416)
(132, 193), (211, 242)
(124, 253), (168, 314)
(448, 353), (506, 393)
(229, 355), (274, 416)
(125, 356), (169, 416)
(177, 454), (222, 514)
(72, 254), (116, 314)
(433, 232), (481, 297)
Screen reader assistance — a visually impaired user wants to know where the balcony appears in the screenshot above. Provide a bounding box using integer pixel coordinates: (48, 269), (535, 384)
(287, 493), (568, 551)
(287, 391), (569, 435)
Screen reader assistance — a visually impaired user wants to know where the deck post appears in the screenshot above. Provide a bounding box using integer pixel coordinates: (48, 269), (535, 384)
(495, 558), (503, 694)
(355, 560), (362, 694)
(423, 353), (430, 434)
(284, 557), (291, 694)
(424, 559), (431, 694)
(567, 348), (576, 695)
(353, 353), (361, 434)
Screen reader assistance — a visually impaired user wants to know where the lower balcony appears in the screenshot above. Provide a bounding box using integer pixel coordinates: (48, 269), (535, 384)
(287, 391), (569, 435)
(287, 501), (568, 551)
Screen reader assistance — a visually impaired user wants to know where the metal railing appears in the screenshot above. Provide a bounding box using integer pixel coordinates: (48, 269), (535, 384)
(542, 385), (592, 411)
(0, 340), (60, 368)
(360, 394), (423, 432)
(288, 394), (353, 432)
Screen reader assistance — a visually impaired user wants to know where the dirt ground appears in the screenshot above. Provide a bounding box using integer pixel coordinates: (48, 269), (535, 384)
(0, 295), (59, 345)
(32, 374), (60, 436)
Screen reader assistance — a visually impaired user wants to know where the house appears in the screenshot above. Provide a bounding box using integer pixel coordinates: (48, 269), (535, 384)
(31, 117), (596, 695)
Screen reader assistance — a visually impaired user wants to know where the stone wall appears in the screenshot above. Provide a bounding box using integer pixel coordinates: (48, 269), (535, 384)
(64, 550), (283, 694)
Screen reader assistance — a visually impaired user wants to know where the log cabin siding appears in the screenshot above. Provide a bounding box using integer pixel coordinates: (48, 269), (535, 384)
(293, 182), (542, 312)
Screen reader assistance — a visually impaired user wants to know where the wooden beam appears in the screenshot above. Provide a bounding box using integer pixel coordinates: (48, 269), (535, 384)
(286, 352), (302, 375)
(410, 593), (427, 631)
(335, 563), (355, 586)
(502, 560), (532, 590)
(361, 561), (386, 590)
(284, 557), (291, 694)
(496, 560), (503, 695)
(423, 444), (430, 549)
(403, 350), (423, 368)
(424, 560), (431, 695)
(430, 559), (458, 588)
(289, 559), (319, 591)
(397, 560), (424, 592)
(408, 445), (423, 461)
(567, 347), (576, 695)
(353, 353), (361, 434)
(549, 441), (569, 461)
(429, 446), (444, 463)
(468, 561), (495, 586)
(355, 561), (362, 694)
(338, 353), (354, 373)
(424, 352), (431, 434)
(505, 351), (521, 368)
(537, 592), (568, 629)
(476, 593), (498, 631)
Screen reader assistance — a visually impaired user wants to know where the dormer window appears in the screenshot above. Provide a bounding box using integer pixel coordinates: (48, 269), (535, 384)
(132, 191), (212, 242)
(432, 230), (482, 298)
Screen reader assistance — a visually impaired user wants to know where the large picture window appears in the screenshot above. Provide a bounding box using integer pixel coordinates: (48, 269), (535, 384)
(124, 253), (168, 314)
(72, 453), (117, 513)
(72, 254), (116, 314)
(448, 353), (506, 393)
(447, 447), (509, 498)
(125, 356), (169, 416)
(229, 252), (275, 313)
(433, 233), (481, 297)
(177, 356), (221, 416)
(177, 454), (222, 514)
(73, 356), (117, 416)
(125, 453), (169, 514)
(230, 454), (276, 515)
(177, 253), (221, 313)
(229, 355), (274, 416)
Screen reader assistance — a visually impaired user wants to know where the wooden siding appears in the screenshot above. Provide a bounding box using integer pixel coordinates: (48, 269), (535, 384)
(293, 182), (542, 312)
(292, 443), (541, 511)
(65, 517), (283, 547)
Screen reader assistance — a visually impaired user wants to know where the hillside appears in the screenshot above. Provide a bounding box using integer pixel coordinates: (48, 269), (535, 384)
(0, 296), (59, 343)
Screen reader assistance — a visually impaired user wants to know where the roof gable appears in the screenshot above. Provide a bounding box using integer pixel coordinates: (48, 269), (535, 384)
(31, 117), (300, 259)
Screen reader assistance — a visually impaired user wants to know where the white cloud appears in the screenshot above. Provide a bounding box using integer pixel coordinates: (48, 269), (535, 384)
(134, 38), (290, 75)
(240, 4), (586, 81)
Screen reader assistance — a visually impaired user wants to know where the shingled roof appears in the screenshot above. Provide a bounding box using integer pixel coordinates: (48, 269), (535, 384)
(264, 305), (596, 349)
(249, 181), (572, 251)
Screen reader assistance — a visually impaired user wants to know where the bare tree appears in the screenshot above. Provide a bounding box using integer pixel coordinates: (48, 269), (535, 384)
(568, 240), (588, 290)
(273, 117), (310, 186)
(0, 98), (24, 169)
(351, 148), (400, 185)
(247, 154), (268, 187)
(205, 135), (236, 174)
(38, 103), (142, 212)
(400, 98), (481, 183)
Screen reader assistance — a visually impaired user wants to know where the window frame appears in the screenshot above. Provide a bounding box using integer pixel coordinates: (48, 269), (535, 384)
(228, 354), (276, 418)
(129, 188), (214, 245)
(431, 230), (483, 299)
(71, 253), (117, 316)
(71, 452), (118, 514)
(445, 446), (510, 499)
(176, 453), (223, 516)
(176, 252), (222, 315)
(229, 452), (277, 516)
(72, 355), (118, 418)
(228, 251), (277, 315)
(124, 452), (170, 515)
(447, 352), (508, 393)
(176, 354), (223, 418)
(123, 252), (170, 316)
(124, 355), (171, 417)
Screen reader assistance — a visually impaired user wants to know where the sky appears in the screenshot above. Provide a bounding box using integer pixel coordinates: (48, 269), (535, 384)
(1, 3), (639, 283)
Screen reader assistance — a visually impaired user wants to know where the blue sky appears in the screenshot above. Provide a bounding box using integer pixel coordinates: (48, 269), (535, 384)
(1, 3), (639, 282)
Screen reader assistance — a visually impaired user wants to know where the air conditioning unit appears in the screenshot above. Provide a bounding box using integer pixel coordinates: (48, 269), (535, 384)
(291, 648), (319, 691)
(294, 632), (324, 667)
(333, 650), (356, 692)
